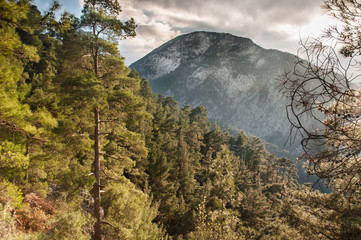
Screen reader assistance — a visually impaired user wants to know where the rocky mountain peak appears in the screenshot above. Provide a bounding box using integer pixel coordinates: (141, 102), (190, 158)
(133, 31), (256, 81)
(130, 31), (302, 153)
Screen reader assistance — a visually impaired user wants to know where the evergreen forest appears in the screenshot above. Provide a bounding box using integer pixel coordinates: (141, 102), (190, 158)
(0, 0), (360, 239)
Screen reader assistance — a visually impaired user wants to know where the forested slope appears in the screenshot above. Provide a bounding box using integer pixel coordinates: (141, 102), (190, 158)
(0, 1), (360, 239)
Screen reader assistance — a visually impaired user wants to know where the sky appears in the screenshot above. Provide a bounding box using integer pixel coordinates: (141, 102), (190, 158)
(34, 0), (335, 66)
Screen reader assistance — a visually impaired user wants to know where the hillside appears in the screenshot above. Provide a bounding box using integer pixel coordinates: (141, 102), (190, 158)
(130, 31), (305, 150)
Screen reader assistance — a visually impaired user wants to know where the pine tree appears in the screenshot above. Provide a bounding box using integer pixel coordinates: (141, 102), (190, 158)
(80, 0), (136, 77)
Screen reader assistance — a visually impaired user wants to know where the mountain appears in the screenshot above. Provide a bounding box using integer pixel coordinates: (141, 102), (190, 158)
(130, 31), (302, 153)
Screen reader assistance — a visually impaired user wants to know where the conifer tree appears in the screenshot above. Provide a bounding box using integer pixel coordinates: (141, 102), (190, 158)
(80, 0), (136, 76)
(0, 0), (42, 203)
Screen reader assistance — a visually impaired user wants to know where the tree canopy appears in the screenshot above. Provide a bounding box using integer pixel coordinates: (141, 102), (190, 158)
(1, 0), (361, 239)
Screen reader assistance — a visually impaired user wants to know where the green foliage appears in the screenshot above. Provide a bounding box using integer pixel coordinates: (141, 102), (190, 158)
(0, 181), (24, 208)
(81, 0), (136, 39)
(40, 202), (93, 240)
(0, 141), (29, 170)
(80, 0), (136, 76)
(189, 196), (254, 240)
(101, 181), (166, 240)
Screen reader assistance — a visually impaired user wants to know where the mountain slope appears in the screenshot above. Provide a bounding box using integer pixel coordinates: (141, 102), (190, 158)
(130, 31), (301, 150)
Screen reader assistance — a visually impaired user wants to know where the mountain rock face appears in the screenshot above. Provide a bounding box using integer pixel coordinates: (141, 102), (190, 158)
(130, 31), (301, 151)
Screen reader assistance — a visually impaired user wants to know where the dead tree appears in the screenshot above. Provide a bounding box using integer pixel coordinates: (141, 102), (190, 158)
(278, 38), (361, 195)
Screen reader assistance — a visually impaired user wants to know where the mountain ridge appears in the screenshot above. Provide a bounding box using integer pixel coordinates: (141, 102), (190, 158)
(130, 31), (303, 152)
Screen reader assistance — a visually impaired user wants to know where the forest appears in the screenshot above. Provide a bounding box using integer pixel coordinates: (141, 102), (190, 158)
(0, 0), (360, 239)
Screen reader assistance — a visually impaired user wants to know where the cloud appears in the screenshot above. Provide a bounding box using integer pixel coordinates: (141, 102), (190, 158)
(78, 0), (84, 7)
(118, 0), (329, 65)
(130, 0), (323, 25)
(119, 21), (181, 64)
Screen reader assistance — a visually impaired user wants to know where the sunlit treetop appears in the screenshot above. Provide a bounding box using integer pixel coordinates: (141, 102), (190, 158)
(81, 0), (136, 40)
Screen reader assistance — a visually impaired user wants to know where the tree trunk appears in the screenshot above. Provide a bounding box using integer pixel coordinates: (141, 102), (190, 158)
(93, 107), (102, 240)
